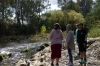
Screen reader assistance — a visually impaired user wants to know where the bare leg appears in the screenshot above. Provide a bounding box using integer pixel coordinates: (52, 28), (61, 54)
(56, 58), (59, 64)
(80, 52), (83, 58)
(83, 52), (86, 59)
(80, 52), (87, 61)
(83, 52), (86, 61)
(51, 59), (55, 64)
(80, 52), (84, 62)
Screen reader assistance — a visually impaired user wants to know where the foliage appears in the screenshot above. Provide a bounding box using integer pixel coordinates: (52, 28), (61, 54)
(63, 10), (84, 30)
(88, 27), (100, 38)
(85, 0), (100, 28)
(40, 25), (46, 35)
(58, 0), (80, 12)
(65, 10), (84, 24)
(42, 10), (84, 31)
(0, 0), (99, 37)
(78, 0), (93, 17)
(0, 0), (50, 36)
(29, 33), (49, 41)
(43, 10), (64, 30)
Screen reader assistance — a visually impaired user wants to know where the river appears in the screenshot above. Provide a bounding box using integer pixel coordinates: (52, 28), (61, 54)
(0, 40), (47, 66)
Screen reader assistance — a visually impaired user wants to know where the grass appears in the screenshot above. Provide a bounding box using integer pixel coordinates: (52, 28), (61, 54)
(29, 27), (100, 41)
(88, 27), (100, 38)
(29, 33), (49, 41)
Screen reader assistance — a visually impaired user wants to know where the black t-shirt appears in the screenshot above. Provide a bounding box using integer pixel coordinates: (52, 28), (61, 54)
(77, 28), (86, 43)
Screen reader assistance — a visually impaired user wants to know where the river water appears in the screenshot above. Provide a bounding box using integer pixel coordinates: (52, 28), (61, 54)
(0, 40), (46, 66)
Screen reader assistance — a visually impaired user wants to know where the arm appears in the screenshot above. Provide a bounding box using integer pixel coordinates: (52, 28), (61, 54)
(77, 30), (81, 42)
(61, 31), (63, 40)
(66, 31), (72, 49)
(66, 42), (70, 49)
(50, 30), (53, 40)
(83, 29), (87, 47)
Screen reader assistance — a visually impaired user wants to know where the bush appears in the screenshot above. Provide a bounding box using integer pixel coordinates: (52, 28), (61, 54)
(40, 25), (46, 35)
(88, 27), (100, 38)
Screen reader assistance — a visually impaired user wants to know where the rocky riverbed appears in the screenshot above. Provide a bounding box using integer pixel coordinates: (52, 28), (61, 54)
(15, 37), (100, 66)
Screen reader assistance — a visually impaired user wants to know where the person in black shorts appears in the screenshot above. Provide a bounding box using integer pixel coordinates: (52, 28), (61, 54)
(77, 23), (87, 63)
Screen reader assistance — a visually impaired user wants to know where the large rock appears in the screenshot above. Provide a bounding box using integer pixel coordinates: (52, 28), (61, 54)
(0, 55), (3, 62)
(36, 43), (49, 51)
(15, 59), (27, 66)
(0, 53), (11, 62)
(21, 48), (30, 53)
(43, 43), (49, 47)
(87, 41), (100, 60)
(16, 38), (100, 66)
(37, 45), (45, 51)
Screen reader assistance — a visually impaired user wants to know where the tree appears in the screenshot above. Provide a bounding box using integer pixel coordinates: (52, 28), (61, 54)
(45, 10), (64, 30)
(77, 0), (93, 17)
(58, 0), (80, 12)
(85, 0), (100, 28)
(0, 0), (6, 22)
(11, 0), (50, 34)
(64, 10), (84, 30)
(66, 10), (84, 24)
(40, 25), (46, 35)
(0, 0), (50, 36)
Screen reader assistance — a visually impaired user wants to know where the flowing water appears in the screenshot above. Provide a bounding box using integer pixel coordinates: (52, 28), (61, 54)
(0, 40), (46, 66)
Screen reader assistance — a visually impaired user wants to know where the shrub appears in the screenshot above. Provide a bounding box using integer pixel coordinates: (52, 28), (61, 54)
(88, 27), (100, 38)
(40, 25), (46, 35)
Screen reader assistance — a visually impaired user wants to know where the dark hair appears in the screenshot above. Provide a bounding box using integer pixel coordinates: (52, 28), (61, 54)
(76, 24), (79, 27)
(54, 23), (60, 30)
(79, 23), (83, 26)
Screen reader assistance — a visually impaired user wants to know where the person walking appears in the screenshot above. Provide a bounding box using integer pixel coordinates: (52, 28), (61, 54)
(65, 24), (75, 66)
(77, 23), (87, 63)
(50, 23), (63, 66)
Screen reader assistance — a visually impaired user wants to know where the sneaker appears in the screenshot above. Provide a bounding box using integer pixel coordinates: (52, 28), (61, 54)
(79, 59), (87, 63)
(82, 59), (87, 63)
(68, 63), (73, 66)
(66, 62), (69, 65)
(79, 59), (83, 63)
(51, 63), (54, 66)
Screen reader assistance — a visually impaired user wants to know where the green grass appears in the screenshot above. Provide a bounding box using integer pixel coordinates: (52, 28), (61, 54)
(29, 27), (100, 41)
(88, 27), (100, 38)
(29, 33), (49, 41)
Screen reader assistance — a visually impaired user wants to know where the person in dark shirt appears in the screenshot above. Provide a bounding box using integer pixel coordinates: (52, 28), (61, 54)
(77, 23), (87, 63)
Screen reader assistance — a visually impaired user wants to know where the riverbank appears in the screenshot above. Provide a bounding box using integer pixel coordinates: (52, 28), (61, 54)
(0, 33), (49, 42)
(0, 35), (29, 42)
(15, 37), (100, 66)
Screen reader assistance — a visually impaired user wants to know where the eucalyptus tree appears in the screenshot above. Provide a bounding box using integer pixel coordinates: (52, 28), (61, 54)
(26, 0), (50, 33)
(85, 0), (100, 28)
(77, 0), (93, 17)
(9, 0), (50, 34)
(57, 0), (80, 12)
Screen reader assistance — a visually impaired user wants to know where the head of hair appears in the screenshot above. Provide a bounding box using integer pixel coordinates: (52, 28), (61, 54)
(76, 24), (79, 27)
(66, 24), (71, 30)
(54, 23), (60, 30)
(79, 23), (83, 26)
